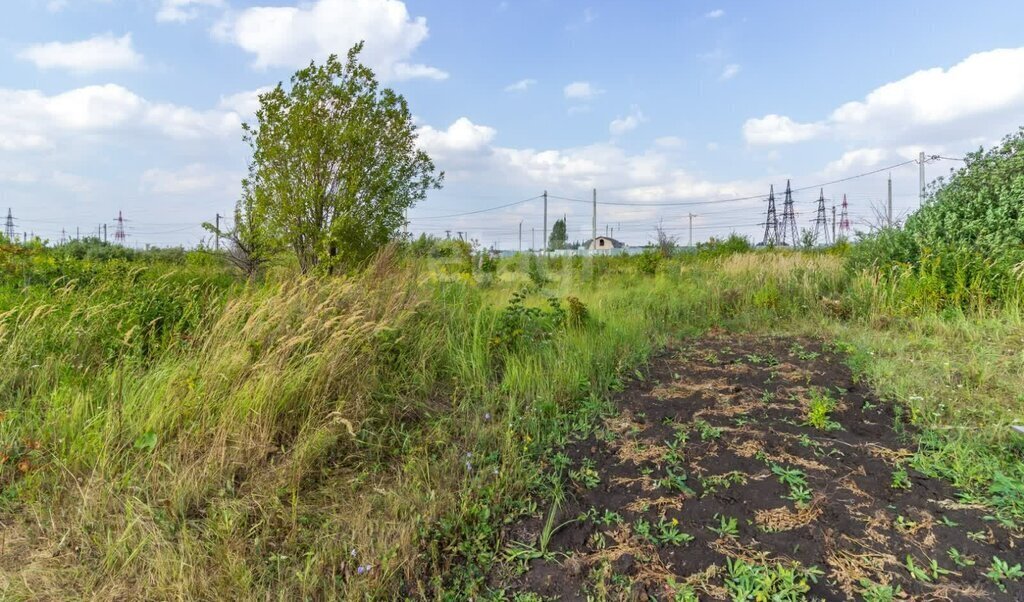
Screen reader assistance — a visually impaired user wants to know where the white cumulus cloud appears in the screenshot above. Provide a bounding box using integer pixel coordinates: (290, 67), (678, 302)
(743, 114), (827, 145)
(214, 0), (447, 81)
(157, 0), (225, 23)
(19, 33), (143, 73)
(705, 9), (725, 18)
(821, 148), (889, 177)
(504, 78), (537, 92)
(418, 117), (496, 156)
(609, 106), (647, 136)
(743, 47), (1024, 147)
(0, 84), (241, 151)
(563, 81), (603, 101)
(218, 87), (274, 116)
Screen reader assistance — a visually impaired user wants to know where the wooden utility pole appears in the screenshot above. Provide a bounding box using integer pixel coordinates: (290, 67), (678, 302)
(688, 213), (696, 248)
(591, 188), (597, 250)
(215, 213), (221, 250)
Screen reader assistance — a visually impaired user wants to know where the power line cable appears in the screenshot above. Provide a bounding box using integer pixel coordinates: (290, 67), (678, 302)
(543, 159), (918, 208)
(411, 194), (543, 219)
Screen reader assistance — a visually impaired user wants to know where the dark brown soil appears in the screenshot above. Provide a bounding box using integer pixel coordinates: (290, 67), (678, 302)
(491, 334), (1022, 600)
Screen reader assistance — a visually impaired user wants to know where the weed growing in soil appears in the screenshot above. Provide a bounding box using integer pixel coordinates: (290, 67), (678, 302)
(986, 557), (1024, 592)
(660, 467), (695, 495)
(708, 514), (740, 538)
(724, 558), (822, 601)
(891, 466), (912, 490)
(804, 388), (842, 431)
(656, 517), (694, 546)
(858, 579), (903, 602)
(770, 462), (812, 506)
(694, 419), (723, 441)
(570, 458), (601, 489)
(947, 547), (976, 567)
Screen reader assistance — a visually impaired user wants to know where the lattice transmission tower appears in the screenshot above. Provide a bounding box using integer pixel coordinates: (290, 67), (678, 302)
(114, 211), (127, 244)
(4, 209), (15, 242)
(812, 188), (831, 246)
(760, 185), (780, 246)
(779, 180), (798, 246)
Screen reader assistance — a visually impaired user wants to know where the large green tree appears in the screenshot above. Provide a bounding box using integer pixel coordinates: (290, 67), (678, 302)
(241, 43), (443, 273)
(548, 218), (567, 250)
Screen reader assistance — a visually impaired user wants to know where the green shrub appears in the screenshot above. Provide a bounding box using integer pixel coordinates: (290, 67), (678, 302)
(636, 250), (661, 275)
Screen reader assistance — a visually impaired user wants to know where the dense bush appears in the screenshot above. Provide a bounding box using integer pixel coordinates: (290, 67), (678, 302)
(909, 128), (1024, 255)
(696, 233), (753, 259)
(850, 128), (1024, 308)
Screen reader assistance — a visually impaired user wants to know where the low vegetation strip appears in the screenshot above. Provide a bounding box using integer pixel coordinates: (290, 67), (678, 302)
(492, 335), (1022, 600)
(1, 243), (1022, 600)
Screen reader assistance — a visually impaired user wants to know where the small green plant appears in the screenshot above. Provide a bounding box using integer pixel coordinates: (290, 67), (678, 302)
(724, 558), (822, 601)
(967, 530), (988, 542)
(986, 556), (1024, 592)
(904, 555), (932, 583)
(857, 579), (902, 602)
(551, 451), (571, 472)
(894, 515), (918, 532)
(694, 419), (722, 441)
(656, 517), (694, 546)
(744, 353), (780, 367)
(569, 458), (600, 489)
(665, 578), (699, 602)
(788, 343), (820, 362)
(928, 558), (955, 580)
(660, 468), (695, 495)
(699, 471), (747, 496)
(663, 433), (687, 465)
(891, 466), (912, 490)
(804, 388), (841, 431)
(771, 463), (807, 489)
(784, 485), (813, 507)
(503, 493), (573, 563)
(947, 547), (975, 568)
(633, 518), (655, 544)
(708, 514), (739, 538)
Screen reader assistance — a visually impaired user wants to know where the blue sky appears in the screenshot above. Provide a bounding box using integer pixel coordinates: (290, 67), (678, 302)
(3, 0), (1024, 247)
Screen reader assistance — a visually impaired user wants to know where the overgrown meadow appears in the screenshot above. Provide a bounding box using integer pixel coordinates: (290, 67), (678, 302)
(1, 229), (1022, 599)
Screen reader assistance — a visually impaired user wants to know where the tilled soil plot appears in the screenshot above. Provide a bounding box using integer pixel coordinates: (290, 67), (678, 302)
(492, 335), (1022, 600)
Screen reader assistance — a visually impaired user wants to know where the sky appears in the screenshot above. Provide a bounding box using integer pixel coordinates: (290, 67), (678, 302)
(2, 0), (1024, 248)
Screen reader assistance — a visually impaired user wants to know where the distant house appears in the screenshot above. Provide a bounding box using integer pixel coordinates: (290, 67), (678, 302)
(585, 236), (625, 251)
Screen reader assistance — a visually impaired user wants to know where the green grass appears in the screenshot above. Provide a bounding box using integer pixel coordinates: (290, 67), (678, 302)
(1, 242), (1022, 598)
